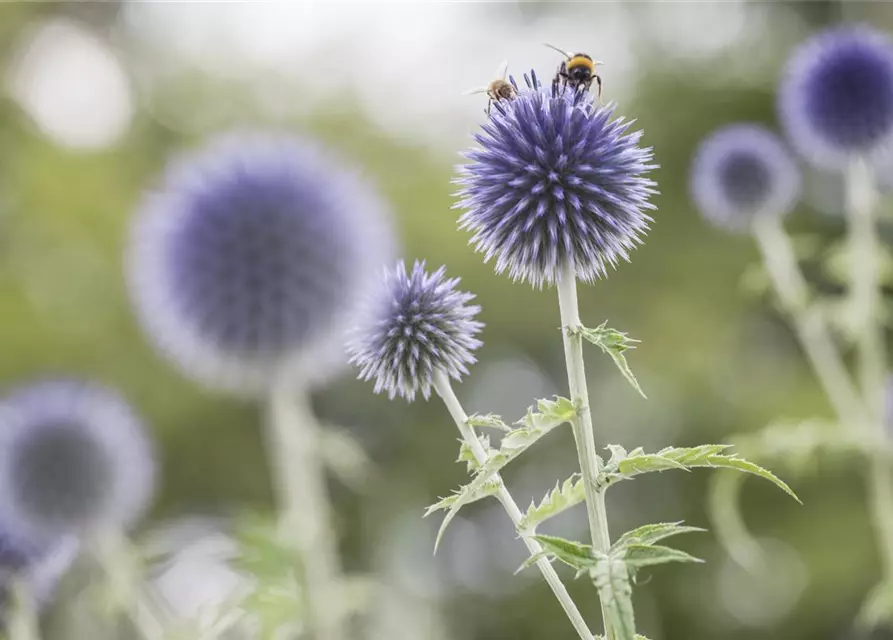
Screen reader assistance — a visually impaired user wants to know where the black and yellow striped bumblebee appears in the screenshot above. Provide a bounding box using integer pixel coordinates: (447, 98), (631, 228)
(464, 60), (517, 115)
(545, 44), (604, 102)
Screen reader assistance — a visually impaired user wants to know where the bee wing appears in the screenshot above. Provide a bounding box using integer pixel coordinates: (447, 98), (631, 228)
(495, 59), (509, 80)
(543, 43), (572, 59)
(463, 86), (490, 96)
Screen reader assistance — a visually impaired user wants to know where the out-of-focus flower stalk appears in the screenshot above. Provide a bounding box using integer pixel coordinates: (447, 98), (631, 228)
(91, 529), (170, 640)
(266, 374), (345, 640)
(432, 370), (595, 640)
(845, 160), (893, 580)
(557, 260), (620, 640)
(7, 580), (40, 640)
(752, 216), (864, 423)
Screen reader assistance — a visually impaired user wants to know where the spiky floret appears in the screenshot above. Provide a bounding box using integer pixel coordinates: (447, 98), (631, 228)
(779, 24), (893, 170)
(348, 261), (483, 402)
(690, 123), (802, 232)
(0, 380), (156, 545)
(127, 132), (395, 396)
(455, 71), (657, 287)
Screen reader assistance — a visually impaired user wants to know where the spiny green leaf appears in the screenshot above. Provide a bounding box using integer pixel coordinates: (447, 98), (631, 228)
(433, 398), (577, 552)
(466, 413), (511, 431)
(621, 544), (703, 569)
(573, 322), (646, 398)
(592, 556), (636, 640)
(601, 444), (800, 502)
(457, 434), (493, 473)
(529, 534), (600, 571)
(423, 480), (501, 517)
(432, 466), (503, 553)
(518, 474), (584, 532)
(611, 522), (706, 553)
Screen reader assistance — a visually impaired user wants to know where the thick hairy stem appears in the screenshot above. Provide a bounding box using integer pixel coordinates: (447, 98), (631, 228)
(557, 260), (625, 640)
(266, 375), (345, 640)
(433, 371), (595, 640)
(846, 159), (893, 579)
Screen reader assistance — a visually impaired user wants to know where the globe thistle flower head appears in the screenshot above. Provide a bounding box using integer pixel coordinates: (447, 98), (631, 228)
(348, 261), (483, 402)
(455, 70), (657, 287)
(0, 380), (156, 546)
(128, 132), (395, 397)
(779, 25), (893, 170)
(690, 124), (802, 232)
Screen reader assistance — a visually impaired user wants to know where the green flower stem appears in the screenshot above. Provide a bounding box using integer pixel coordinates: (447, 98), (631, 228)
(752, 215), (865, 423)
(557, 260), (623, 640)
(91, 530), (170, 640)
(7, 580), (40, 640)
(266, 374), (345, 640)
(432, 371), (596, 640)
(846, 158), (893, 580)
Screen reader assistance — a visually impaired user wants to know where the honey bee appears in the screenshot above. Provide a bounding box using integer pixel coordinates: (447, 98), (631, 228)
(464, 60), (517, 115)
(544, 44), (604, 103)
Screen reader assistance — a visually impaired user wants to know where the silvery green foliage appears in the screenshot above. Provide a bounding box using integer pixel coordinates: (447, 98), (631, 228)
(128, 132), (395, 396)
(690, 124), (801, 232)
(455, 71), (657, 287)
(0, 380), (155, 546)
(349, 261), (483, 401)
(779, 24), (893, 170)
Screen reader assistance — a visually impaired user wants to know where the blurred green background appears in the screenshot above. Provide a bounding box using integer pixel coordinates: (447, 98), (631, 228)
(1, 2), (892, 639)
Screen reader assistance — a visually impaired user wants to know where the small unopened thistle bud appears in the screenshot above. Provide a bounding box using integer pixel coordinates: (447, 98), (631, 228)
(690, 124), (801, 232)
(348, 261), (483, 402)
(0, 380), (155, 545)
(779, 25), (893, 170)
(455, 72), (657, 287)
(127, 133), (395, 396)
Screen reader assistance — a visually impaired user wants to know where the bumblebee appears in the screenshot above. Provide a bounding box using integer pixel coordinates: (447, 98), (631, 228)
(544, 44), (604, 102)
(464, 60), (517, 115)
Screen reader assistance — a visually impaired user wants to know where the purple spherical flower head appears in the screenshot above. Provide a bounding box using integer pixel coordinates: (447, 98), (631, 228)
(455, 71), (657, 287)
(128, 133), (395, 396)
(690, 124), (801, 232)
(780, 25), (893, 170)
(348, 261), (483, 402)
(0, 380), (156, 546)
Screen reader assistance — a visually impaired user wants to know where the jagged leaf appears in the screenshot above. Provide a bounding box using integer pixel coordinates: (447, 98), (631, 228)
(457, 434), (493, 473)
(611, 522), (706, 552)
(526, 535), (600, 572)
(466, 413), (511, 431)
(423, 480), (501, 517)
(858, 581), (893, 629)
(518, 474), (584, 532)
(601, 444), (800, 502)
(433, 398), (577, 552)
(592, 556), (636, 640)
(621, 544), (703, 569)
(573, 322), (646, 398)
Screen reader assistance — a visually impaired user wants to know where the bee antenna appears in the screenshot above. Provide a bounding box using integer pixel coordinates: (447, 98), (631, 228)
(463, 87), (489, 96)
(543, 43), (571, 59)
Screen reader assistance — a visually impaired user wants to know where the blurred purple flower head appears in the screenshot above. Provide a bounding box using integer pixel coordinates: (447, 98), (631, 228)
(0, 380), (155, 545)
(348, 261), (483, 402)
(127, 133), (396, 396)
(691, 124), (801, 232)
(455, 72), (657, 287)
(779, 25), (893, 170)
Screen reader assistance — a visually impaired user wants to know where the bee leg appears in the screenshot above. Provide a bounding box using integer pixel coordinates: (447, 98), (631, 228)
(595, 75), (603, 105)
